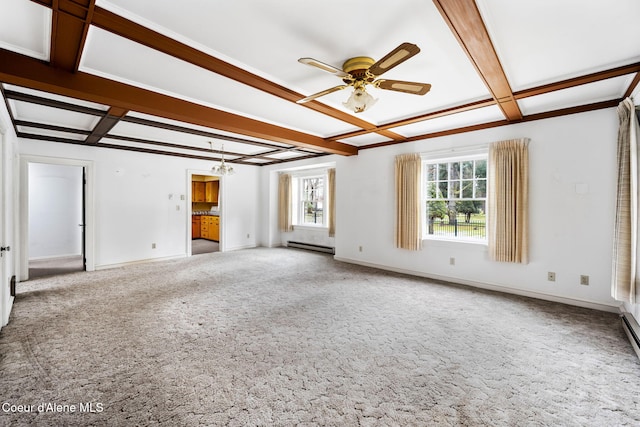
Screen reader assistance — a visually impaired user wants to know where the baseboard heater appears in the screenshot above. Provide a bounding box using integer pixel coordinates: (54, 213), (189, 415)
(287, 241), (335, 255)
(621, 312), (640, 360)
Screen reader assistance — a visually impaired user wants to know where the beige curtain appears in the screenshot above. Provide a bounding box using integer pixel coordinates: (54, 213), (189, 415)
(328, 168), (336, 237)
(612, 98), (640, 303)
(488, 138), (529, 263)
(278, 173), (293, 232)
(395, 153), (422, 250)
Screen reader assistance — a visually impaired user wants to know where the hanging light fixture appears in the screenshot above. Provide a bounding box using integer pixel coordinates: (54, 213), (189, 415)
(210, 142), (235, 176)
(342, 81), (378, 113)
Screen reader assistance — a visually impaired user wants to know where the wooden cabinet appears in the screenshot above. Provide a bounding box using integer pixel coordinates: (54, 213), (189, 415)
(205, 181), (219, 203)
(199, 215), (219, 241)
(211, 216), (220, 241)
(192, 216), (201, 239)
(192, 182), (205, 202)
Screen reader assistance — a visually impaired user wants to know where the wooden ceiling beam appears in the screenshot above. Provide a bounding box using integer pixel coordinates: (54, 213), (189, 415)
(433, 0), (522, 121)
(84, 106), (127, 144)
(49, 0), (95, 72)
(89, 6), (403, 142)
(0, 48), (357, 156)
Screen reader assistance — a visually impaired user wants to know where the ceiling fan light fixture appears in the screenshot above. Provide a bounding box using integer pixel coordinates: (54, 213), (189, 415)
(343, 87), (377, 113)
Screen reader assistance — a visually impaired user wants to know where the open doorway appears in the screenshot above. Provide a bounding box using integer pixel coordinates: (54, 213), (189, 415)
(191, 174), (220, 255)
(27, 163), (85, 279)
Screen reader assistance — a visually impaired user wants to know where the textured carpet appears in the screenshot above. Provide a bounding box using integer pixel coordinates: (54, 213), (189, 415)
(28, 255), (84, 279)
(1, 247), (639, 426)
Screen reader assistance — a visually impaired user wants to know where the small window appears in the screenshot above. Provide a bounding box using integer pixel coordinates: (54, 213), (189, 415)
(294, 175), (326, 227)
(423, 155), (487, 242)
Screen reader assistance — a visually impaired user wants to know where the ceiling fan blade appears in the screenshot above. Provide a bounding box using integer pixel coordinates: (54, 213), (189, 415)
(296, 85), (349, 103)
(298, 58), (351, 78)
(376, 80), (431, 95)
(368, 42), (421, 77)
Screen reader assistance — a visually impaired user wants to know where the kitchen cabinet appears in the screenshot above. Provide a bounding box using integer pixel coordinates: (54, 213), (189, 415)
(199, 215), (219, 241)
(211, 216), (220, 241)
(205, 181), (219, 203)
(192, 216), (201, 239)
(192, 182), (205, 202)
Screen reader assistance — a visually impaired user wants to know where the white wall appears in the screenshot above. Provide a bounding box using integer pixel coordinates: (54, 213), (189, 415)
(263, 108), (621, 311)
(28, 163), (83, 259)
(18, 139), (260, 270)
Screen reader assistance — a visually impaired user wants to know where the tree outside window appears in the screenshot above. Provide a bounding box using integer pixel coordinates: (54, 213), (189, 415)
(424, 156), (487, 241)
(300, 176), (324, 226)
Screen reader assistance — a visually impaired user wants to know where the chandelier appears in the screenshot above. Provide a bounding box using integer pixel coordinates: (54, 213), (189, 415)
(210, 142), (235, 176)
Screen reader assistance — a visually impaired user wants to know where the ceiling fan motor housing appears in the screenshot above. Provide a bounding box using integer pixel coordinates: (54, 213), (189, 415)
(342, 56), (376, 82)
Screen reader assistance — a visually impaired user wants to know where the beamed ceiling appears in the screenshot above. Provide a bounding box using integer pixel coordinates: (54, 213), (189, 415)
(0, 0), (639, 166)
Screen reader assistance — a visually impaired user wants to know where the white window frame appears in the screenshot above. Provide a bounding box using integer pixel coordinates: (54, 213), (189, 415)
(291, 169), (328, 228)
(422, 151), (488, 244)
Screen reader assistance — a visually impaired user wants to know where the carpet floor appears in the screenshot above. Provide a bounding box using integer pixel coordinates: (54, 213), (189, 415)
(1, 247), (639, 426)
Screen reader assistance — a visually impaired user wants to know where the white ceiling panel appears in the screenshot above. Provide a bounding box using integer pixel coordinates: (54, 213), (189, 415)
(17, 126), (87, 141)
(519, 75), (634, 116)
(109, 121), (271, 156)
(337, 133), (394, 147)
(477, 0), (640, 90)
(125, 111), (294, 149)
(263, 151), (305, 160)
(10, 100), (101, 130)
(393, 105), (505, 137)
(79, 26), (359, 138)
(3, 84), (109, 111)
(0, 0), (51, 60)
(100, 137), (244, 160)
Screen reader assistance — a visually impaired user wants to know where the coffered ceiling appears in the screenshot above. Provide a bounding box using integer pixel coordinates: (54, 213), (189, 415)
(0, 0), (639, 166)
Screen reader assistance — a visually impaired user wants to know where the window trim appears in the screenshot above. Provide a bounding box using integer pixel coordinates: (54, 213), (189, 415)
(422, 152), (488, 244)
(291, 169), (328, 228)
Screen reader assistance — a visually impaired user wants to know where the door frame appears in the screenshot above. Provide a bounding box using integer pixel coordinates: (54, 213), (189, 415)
(186, 169), (225, 256)
(19, 155), (95, 280)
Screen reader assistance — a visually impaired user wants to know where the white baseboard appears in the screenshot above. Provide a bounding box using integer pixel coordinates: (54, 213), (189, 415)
(29, 253), (82, 261)
(95, 254), (187, 271)
(334, 256), (622, 313)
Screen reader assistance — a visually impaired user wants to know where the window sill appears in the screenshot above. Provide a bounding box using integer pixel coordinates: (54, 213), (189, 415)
(422, 237), (488, 248)
(293, 225), (328, 231)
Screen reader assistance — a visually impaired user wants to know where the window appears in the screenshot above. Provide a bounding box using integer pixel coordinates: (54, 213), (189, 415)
(423, 155), (487, 242)
(292, 173), (326, 227)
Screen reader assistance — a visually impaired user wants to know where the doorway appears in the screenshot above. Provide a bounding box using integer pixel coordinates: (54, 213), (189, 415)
(189, 173), (221, 255)
(27, 163), (85, 279)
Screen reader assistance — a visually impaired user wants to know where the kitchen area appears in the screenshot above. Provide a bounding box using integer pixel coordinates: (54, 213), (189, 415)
(191, 175), (220, 254)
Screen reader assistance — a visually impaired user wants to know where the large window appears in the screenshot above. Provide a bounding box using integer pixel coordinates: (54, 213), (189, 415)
(423, 155), (487, 242)
(292, 173), (326, 227)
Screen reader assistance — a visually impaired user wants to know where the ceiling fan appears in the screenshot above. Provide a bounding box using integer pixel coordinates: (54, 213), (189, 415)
(296, 42), (431, 113)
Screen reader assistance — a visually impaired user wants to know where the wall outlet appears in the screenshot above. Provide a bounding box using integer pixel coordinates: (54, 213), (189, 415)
(247, 233), (250, 239)
(358, 246), (363, 252)
(449, 257), (455, 266)
(547, 272), (556, 282)
(580, 275), (589, 286)
(152, 243), (156, 249)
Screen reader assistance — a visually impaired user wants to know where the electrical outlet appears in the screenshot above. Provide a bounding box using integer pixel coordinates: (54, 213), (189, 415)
(547, 272), (556, 282)
(580, 275), (589, 286)
(449, 257), (455, 266)
(246, 233), (250, 239)
(152, 243), (156, 249)
(358, 246), (363, 252)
